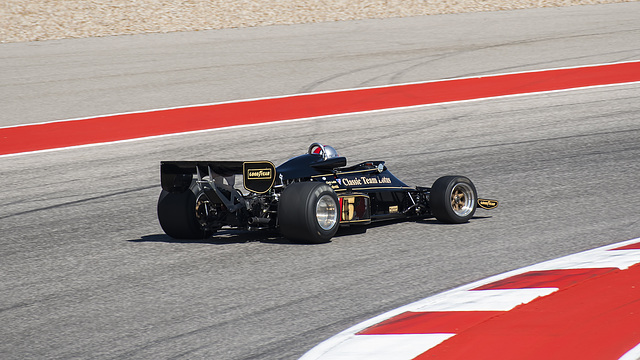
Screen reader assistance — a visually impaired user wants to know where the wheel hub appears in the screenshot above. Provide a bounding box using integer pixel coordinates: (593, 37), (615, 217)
(316, 194), (338, 231)
(450, 183), (474, 217)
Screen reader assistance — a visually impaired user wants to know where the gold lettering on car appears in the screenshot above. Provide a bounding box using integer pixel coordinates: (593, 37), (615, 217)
(342, 178), (362, 186)
(247, 168), (272, 180)
(341, 176), (392, 187)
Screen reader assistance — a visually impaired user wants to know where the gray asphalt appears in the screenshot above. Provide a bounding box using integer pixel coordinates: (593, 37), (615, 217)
(1, 3), (639, 127)
(1, 3), (640, 360)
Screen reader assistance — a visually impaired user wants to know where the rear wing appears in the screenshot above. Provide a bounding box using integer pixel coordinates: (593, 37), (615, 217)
(160, 160), (276, 194)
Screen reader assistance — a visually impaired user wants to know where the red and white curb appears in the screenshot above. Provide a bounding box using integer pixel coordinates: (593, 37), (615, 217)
(299, 238), (640, 360)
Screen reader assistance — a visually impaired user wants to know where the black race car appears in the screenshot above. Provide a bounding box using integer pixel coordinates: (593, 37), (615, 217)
(158, 143), (498, 243)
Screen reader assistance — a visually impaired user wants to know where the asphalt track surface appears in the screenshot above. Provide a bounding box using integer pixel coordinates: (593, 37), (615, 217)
(1, 3), (640, 360)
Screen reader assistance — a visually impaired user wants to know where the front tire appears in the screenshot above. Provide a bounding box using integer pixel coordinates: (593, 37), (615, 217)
(429, 176), (477, 224)
(278, 182), (340, 243)
(157, 180), (212, 239)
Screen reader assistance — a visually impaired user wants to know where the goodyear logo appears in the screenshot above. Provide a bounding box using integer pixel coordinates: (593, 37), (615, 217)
(247, 168), (272, 180)
(478, 199), (499, 210)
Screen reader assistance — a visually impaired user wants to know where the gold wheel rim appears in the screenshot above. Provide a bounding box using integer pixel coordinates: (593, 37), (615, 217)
(450, 183), (474, 217)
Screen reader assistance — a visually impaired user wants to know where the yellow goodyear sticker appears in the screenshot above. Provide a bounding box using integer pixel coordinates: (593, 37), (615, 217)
(243, 161), (276, 194)
(246, 168), (272, 180)
(478, 198), (499, 210)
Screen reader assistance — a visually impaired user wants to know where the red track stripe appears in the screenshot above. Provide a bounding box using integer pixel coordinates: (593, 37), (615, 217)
(2, 61), (639, 156)
(414, 264), (640, 360)
(612, 241), (640, 250)
(472, 268), (616, 290)
(357, 311), (503, 335)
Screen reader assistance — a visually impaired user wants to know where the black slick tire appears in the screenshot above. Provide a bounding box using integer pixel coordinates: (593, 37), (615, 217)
(157, 180), (212, 239)
(429, 175), (477, 224)
(278, 182), (340, 244)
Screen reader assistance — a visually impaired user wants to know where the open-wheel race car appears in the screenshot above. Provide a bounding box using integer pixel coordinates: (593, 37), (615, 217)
(157, 143), (498, 243)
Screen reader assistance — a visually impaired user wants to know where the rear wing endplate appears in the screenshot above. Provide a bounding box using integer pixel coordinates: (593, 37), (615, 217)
(161, 160), (276, 194)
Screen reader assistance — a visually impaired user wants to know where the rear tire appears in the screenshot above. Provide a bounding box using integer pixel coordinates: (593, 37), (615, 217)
(157, 180), (212, 239)
(429, 176), (477, 224)
(279, 182), (340, 243)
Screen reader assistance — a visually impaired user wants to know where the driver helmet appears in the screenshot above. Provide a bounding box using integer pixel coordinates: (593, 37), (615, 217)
(308, 143), (339, 160)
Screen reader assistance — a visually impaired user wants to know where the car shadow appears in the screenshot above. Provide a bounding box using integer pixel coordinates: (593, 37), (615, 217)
(415, 215), (493, 225)
(128, 230), (298, 245)
(129, 228), (369, 245)
(131, 216), (493, 245)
